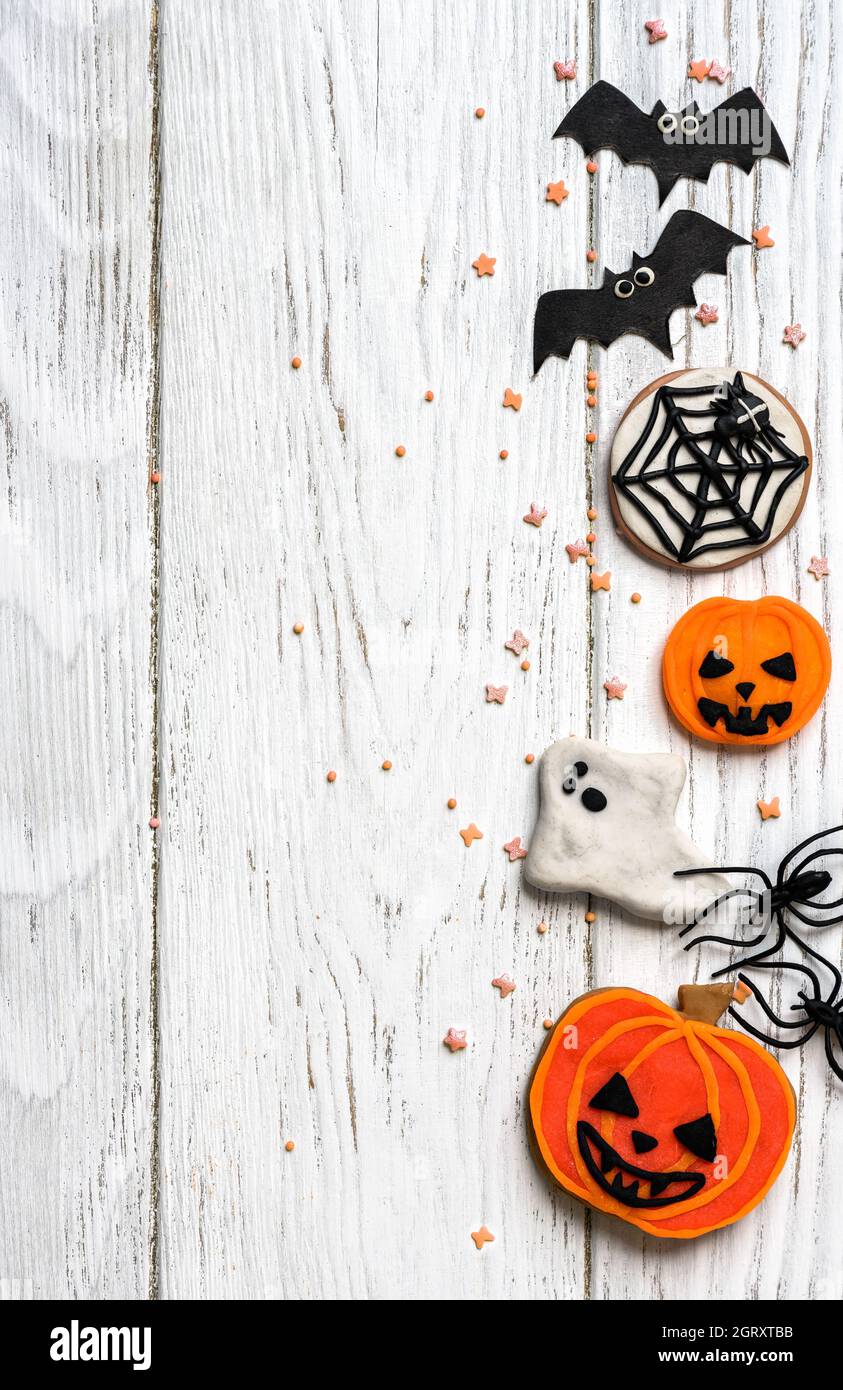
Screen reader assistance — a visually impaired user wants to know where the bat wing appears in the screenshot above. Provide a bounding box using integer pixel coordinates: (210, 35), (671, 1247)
(553, 80), (651, 159)
(648, 210), (751, 294)
(708, 87), (790, 171)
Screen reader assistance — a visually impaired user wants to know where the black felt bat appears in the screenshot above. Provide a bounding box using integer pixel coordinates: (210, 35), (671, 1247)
(554, 81), (789, 204)
(533, 210), (750, 371)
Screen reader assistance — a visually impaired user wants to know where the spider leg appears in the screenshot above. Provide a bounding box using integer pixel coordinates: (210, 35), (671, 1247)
(824, 1026), (843, 1083)
(732, 972), (820, 1043)
(784, 926), (843, 1000)
(778, 824), (843, 881)
(676, 887), (763, 939)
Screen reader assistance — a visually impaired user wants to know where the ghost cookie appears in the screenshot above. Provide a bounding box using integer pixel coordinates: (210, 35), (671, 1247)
(610, 369), (812, 570)
(529, 983), (795, 1239)
(663, 595), (831, 746)
(525, 737), (729, 923)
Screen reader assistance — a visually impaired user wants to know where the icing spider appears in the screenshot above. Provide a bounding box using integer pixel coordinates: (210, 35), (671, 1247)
(674, 826), (843, 1082)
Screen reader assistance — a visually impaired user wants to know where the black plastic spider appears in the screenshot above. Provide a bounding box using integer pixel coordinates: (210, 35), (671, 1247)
(673, 825), (843, 1082)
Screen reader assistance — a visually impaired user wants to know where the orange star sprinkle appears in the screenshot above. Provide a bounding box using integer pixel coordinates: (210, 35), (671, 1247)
(546, 179), (569, 205)
(472, 253), (496, 277)
(503, 388), (522, 411)
(757, 797), (781, 821)
(444, 1028), (468, 1052)
(460, 823), (484, 847)
(471, 1225), (495, 1249)
(492, 974), (516, 998)
(523, 503), (547, 527)
(591, 571), (611, 591)
(688, 59), (711, 81)
(752, 225), (775, 249)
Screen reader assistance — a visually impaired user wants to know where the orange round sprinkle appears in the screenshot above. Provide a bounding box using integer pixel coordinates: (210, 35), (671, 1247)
(293, 622), (304, 635)
(543, 1018), (553, 1030)
(587, 394), (597, 406)
(586, 431), (597, 443)
(285, 1140), (295, 1152)
(499, 449), (509, 460)
(537, 921), (548, 935)
(586, 555), (596, 566)
(585, 910), (596, 923)
(475, 107), (485, 119)
(395, 445), (406, 458)
(424, 390), (434, 401)
(525, 753), (535, 764)
(382, 760), (392, 771)
(291, 356), (302, 369)
(587, 507), (598, 520)
(521, 660), (530, 671)
(631, 592), (642, 604)
(586, 532), (596, 543)
(447, 798), (457, 809)
(586, 370), (598, 381)
(326, 770), (337, 783)
(150, 471), (161, 484)
(586, 160), (598, 174)
(586, 249), (597, 263)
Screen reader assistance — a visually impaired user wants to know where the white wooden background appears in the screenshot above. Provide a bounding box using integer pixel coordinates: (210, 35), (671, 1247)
(1, 0), (841, 1301)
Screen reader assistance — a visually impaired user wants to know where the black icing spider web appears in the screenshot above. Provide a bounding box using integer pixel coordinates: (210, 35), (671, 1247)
(612, 375), (809, 563)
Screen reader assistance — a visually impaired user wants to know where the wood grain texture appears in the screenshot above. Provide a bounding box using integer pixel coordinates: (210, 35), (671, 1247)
(0, 0), (156, 1298)
(4, 0), (842, 1299)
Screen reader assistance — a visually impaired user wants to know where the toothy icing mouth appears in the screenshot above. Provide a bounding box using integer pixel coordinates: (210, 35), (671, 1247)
(576, 1122), (706, 1208)
(697, 698), (792, 736)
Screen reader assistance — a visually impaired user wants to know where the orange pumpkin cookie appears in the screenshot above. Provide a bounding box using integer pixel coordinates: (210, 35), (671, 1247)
(529, 984), (795, 1240)
(662, 595), (831, 746)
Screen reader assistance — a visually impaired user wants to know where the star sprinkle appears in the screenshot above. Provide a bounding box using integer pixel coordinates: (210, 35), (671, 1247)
(590, 571), (611, 592)
(688, 59), (711, 82)
(485, 683), (508, 704)
(503, 836), (528, 861)
(546, 179), (569, 205)
(644, 19), (668, 43)
(523, 503), (547, 527)
(492, 974), (516, 998)
(757, 797), (781, 821)
(554, 60), (576, 80)
(695, 302), (719, 325)
(783, 323), (806, 349)
(470, 1225), (495, 1249)
(459, 823), (483, 847)
(808, 555), (830, 580)
(566, 538), (589, 562)
(503, 387), (522, 411)
(603, 675), (627, 700)
(505, 629), (529, 655)
(444, 1028), (468, 1052)
(708, 60), (731, 83)
(472, 253), (496, 277)
(752, 225), (775, 248)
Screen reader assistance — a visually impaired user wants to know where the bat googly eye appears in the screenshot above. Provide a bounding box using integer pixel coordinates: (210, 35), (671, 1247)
(633, 267), (654, 287)
(681, 115), (700, 136)
(614, 279), (635, 299)
(657, 112), (677, 134)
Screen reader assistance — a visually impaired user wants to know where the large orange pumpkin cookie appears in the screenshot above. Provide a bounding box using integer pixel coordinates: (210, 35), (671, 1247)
(662, 595), (830, 745)
(529, 984), (795, 1240)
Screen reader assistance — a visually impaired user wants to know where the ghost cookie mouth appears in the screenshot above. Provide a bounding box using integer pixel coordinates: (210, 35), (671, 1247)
(697, 698), (792, 736)
(576, 1121), (705, 1208)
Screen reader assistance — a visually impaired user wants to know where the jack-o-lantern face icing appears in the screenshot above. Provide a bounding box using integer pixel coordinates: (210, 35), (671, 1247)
(662, 595), (831, 745)
(529, 985), (795, 1239)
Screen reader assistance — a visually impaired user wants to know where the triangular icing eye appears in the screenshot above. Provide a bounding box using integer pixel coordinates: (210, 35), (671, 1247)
(588, 1072), (639, 1118)
(674, 1113), (717, 1162)
(760, 652), (797, 681)
(699, 650), (735, 678)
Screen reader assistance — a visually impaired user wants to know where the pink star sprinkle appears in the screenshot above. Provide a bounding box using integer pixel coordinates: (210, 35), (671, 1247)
(443, 1028), (467, 1053)
(808, 555), (829, 580)
(523, 503), (548, 527)
(708, 60), (731, 83)
(695, 303), (719, 325)
(603, 675), (627, 701)
(644, 19), (668, 43)
(783, 323), (806, 348)
(492, 974), (517, 998)
(566, 538), (589, 562)
(503, 836), (528, 861)
(554, 60), (577, 81)
(505, 629), (529, 655)
(485, 683), (509, 704)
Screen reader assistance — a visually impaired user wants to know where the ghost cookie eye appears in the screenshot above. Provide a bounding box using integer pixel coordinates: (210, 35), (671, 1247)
(633, 266), (655, 287)
(581, 786), (608, 813)
(760, 652), (797, 681)
(614, 278), (635, 299)
(698, 650), (735, 678)
(562, 759), (589, 793)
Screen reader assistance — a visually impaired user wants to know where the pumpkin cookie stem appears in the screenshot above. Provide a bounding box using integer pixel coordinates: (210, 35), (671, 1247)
(677, 982), (746, 1026)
